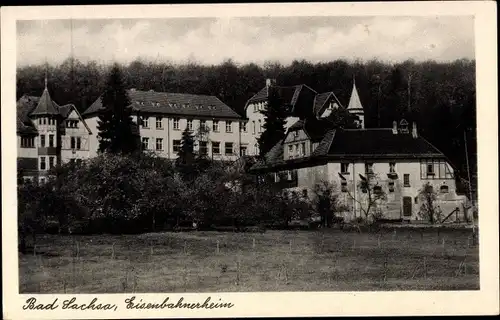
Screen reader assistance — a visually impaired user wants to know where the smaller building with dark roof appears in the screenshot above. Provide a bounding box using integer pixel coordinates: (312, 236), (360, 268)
(249, 85), (467, 223)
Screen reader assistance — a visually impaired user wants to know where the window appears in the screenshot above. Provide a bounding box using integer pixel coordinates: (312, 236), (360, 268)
(341, 163), (349, 174)
(389, 162), (396, 173)
(156, 117), (163, 129)
(173, 139), (181, 153)
(225, 121), (232, 133)
(40, 135), (46, 147)
(187, 120), (193, 131)
(258, 120), (263, 133)
(427, 164), (435, 175)
(38, 118), (42, 125)
(240, 145), (247, 156)
(288, 145), (294, 158)
(76, 137), (81, 150)
(156, 138), (163, 151)
(301, 142), (306, 156)
(66, 120), (78, 128)
(225, 142), (233, 155)
(403, 174), (410, 187)
(141, 116), (149, 128)
(43, 118), (46, 125)
(48, 134), (54, 147)
(49, 156), (55, 169)
(142, 137), (149, 150)
(200, 120), (206, 131)
(20, 137), (34, 148)
(252, 121), (256, 134)
(40, 157), (46, 170)
(240, 122), (247, 132)
(440, 185), (449, 193)
(365, 163), (374, 174)
(173, 118), (180, 130)
(212, 141), (220, 154)
(70, 137), (76, 149)
(373, 185), (382, 194)
(199, 141), (208, 155)
(213, 120), (219, 132)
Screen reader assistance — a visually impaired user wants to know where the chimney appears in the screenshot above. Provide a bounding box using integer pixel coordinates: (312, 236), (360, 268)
(412, 122), (418, 138)
(266, 78), (276, 87)
(392, 121), (398, 134)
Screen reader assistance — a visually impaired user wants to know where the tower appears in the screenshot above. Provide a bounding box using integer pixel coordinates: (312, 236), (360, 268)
(347, 78), (365, 129)
(29, 71), (60, 177)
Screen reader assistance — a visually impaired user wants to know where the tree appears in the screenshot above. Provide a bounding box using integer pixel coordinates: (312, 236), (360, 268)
(313, 181), (346, 227)
(175, 127), (196, 180)
(418, 182), (442, 224)
(97, 63), (139, 154)
(346, 173), (387, 223)
(324, 107), (360, 129)
(257, 86), (287, 157)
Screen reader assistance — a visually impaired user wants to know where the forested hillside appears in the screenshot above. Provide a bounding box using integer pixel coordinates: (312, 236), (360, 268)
(16, 58), (477, 196)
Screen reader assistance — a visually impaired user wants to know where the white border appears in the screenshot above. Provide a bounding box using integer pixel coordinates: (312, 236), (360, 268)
(2, 2), (498, 318)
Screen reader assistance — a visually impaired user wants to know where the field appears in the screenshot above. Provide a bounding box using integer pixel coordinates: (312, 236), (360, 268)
(19, 228), (479, 293)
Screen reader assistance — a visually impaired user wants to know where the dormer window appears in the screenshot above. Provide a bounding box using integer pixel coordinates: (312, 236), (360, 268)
(365, 163), (374, 174)
(341, 163), (349, 174)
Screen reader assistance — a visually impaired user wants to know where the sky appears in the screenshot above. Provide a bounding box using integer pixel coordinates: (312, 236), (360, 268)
(17, 16), (475, 67)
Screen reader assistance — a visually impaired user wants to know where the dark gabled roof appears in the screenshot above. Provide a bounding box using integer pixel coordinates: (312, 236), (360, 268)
(30, 88), (59, 116)
(313, 91), (344, 117)
(82, 89), (241, 119)
(250, 128), (446, 172)
(17, 95), (39, 134)
(287, 118), (333, 142)
(244, 84), (318, 115)
(325, 129), (444, 158)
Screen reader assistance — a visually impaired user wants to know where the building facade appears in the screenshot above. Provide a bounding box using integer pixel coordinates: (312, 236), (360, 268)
(242, 78), (351, 156)
(250, 84), (467, 222)
(82, 89), (245, 161)
(16, 80), (92, 182)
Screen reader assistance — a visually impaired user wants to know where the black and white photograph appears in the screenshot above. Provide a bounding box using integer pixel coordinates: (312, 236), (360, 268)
(2, 2), (498, 318)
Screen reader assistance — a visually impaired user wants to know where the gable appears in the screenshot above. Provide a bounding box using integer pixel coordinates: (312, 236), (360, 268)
(284, 129), (309, 144)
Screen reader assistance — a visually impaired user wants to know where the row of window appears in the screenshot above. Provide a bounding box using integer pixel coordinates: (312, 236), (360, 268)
(340, 162), (396, 174)
(136, 101), (217, 110)
(39, 156), (56, 170)
(30, 135), (82, 149)
(141, 137), (255, 156)
(37, 118), (57, 126)
(137, 116), (265, 135)
(287, 142), (306, 159)
(340, 179), (450, 194)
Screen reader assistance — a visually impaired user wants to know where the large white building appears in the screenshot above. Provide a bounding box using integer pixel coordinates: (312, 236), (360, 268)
(82, 89), (245, 161)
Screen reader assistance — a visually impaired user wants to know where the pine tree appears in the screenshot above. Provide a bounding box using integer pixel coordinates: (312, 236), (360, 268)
(97, 63), (139, 154)
(257, 86), (287, 157)
(176, 127), (196, 180)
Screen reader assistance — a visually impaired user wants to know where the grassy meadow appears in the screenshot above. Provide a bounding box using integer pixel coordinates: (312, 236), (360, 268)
(19, 228), (479, 293)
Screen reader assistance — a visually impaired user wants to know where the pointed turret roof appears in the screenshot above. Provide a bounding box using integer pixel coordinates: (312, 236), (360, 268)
(347, 79), (364, 112)
(30, 88), (59, 116)
(30, 75), (59, 116)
